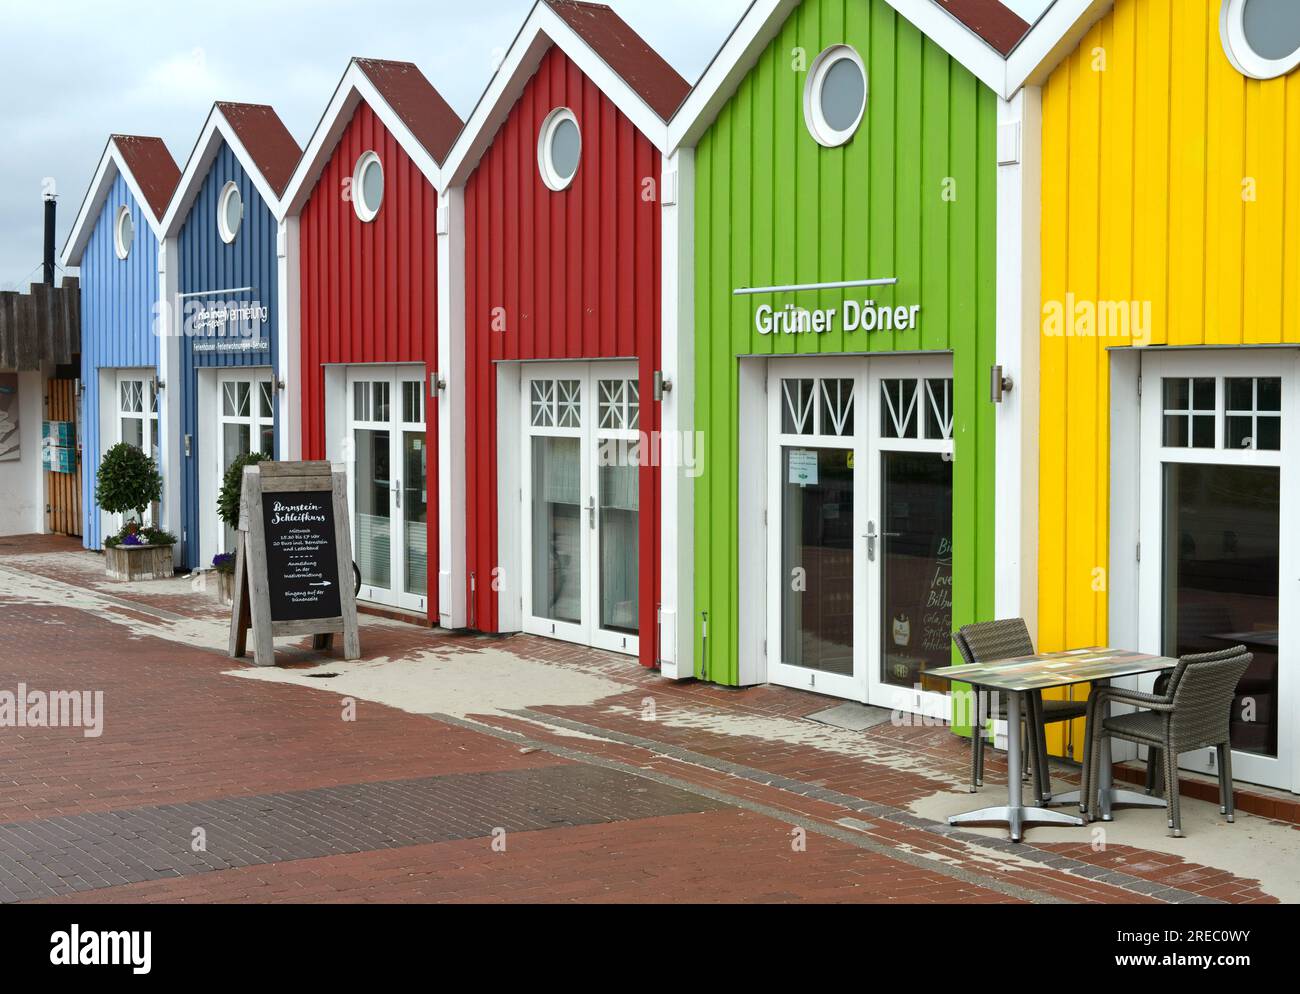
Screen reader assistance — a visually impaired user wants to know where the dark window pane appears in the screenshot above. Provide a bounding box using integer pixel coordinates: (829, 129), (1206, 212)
(781, 379), (815, 435)
(1258, 377), (1282, 412)
(1192, 415), (1215, 448)
(1257, 415), (1281, 451)
(819, 379), (855, 437)
(1226, 377), (1254, 412)
(1226, 416), (1255, 450)
(1192, 378), (1216, 411)
(1164, 378), (1189, 411)
(1164, 415), (1188, 448)
(1162, 463), (1279, 758)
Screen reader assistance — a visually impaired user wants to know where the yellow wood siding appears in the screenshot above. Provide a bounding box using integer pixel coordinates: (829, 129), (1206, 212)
(1039, 0), (1300, 756)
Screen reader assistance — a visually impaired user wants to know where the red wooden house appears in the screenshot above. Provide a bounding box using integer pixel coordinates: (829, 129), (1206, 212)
(278, 58), (462, 623)
(440, 0), (690, 666)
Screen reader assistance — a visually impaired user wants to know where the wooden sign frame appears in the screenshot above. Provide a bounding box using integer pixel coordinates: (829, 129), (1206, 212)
(228, 461), (361, 667)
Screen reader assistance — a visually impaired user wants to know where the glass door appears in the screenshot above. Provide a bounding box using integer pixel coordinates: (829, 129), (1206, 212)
(866, 363), (956, 718)
(346, 367), (428, 614)
(766, 362), (865, 701)
(521, 363), (640, 656)
(215, 371), (275, 554)
(116, 373), (160, 528)
(1139, 352), (1297, 791)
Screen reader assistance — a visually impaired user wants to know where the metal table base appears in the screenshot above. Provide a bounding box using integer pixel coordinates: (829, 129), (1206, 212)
(946, 691), (1085, 843)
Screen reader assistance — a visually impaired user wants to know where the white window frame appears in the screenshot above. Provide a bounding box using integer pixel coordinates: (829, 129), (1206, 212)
(352, 151), (384, 223)
(114, 205), (134, 260)
(218, 181), (243, 244)
(520, 361), (640, 657)
(1220, 0), (1300, 80)
(112, 372), (159, 531)
(537, 107), (581, 192)
(803, 45), (868, 148)
(208, 370), (275, 561)
(1133, 349), (1299, 792)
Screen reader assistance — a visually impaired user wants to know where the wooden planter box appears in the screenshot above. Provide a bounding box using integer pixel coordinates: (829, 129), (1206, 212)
(105, 544), (175, 582)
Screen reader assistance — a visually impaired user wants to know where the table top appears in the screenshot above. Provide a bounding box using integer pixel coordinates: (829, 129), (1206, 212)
(1208, 630), (1278, 649)
(922, 647), (1181, 693)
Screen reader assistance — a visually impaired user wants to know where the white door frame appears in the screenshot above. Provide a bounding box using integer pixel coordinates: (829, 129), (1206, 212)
(1135, 349), (1298, 792)
(519, 361), (641, 657)
(344, 364), (428, 615)
(764, 354), (955, 713)
(201, 367), (274, 568)
(102, 369), (160, 538)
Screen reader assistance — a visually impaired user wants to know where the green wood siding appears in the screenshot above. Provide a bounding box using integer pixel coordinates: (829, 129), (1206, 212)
(692, 0), (998, 685)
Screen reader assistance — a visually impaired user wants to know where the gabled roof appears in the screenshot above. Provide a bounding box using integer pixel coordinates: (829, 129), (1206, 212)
(669, 0), (1110, 150)
(278, 58), (463, 218)
(61, 135), (180, 267)
(160, 102), (302, 237)
(441, 0), (690, 187)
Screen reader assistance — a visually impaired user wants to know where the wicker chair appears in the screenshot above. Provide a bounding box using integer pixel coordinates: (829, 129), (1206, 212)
(1141, 647), (1244, 794)
(1082, 647), (1252, 838)
(954, 619), (1088, 803)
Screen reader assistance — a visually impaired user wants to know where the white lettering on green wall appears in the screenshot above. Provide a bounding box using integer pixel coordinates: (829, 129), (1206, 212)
(755, 300), (920, 337)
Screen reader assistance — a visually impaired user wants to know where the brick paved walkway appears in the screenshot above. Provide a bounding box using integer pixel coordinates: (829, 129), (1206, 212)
(0, 538), (1290, 904)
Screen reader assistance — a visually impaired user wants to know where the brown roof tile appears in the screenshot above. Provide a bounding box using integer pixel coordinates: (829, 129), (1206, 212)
(932, 0), (1033, 57)
(216, 102), (302, 197)
(111, 135), (180, 222)
(545, 1), (690, 120)
(355, 58), (463, 165)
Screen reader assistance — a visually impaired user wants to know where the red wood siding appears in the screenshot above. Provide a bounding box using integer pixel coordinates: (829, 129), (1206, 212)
(464, 46), (663, 667)
(299, 101), (440, 621)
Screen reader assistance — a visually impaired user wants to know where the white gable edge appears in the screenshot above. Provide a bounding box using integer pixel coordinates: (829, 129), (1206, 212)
(441, 1), (673, 190)
(277, 61), (447, 221)
(161, 106), (289, 238)
(61, 139), (171, 268)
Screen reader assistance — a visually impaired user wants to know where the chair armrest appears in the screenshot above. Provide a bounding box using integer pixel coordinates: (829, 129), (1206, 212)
(1089, 687), (1175, 713)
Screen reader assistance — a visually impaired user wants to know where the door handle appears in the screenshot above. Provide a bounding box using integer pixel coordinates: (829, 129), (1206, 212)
(392, 480), (402, 510)
(866, 522), (877, 562)
(588, 496), (596, 530)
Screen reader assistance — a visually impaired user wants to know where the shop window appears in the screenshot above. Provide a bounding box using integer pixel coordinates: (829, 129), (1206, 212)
(1221, 0), (1300, 80)
(1226, 377), (1282, 451)
(354, 380), (389, 423)
(923, 379), (955, 441)
(781, 379), (816, 435)
(818, 379), (855, 437)
(881, 379), (919, 439)
(402, 381), (424, 426)
(598, 379), (640, 432)
(353, 151), (384, 222)
(114, 206), (134, 260)
(218, 181), (243, 244)
(538, 108), (581, 191)
(804, 45), (867, 148)
(531, 379), (582, 429)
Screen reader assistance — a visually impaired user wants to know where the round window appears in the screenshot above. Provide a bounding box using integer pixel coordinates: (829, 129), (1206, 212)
(1221, 0), (1300, 79)
(218, 181), (243, 244)
(353, 151), (384, 222)
(538, 108), (581, 191)
(114, 205), (134, 260)
(805, 45), (867, 148)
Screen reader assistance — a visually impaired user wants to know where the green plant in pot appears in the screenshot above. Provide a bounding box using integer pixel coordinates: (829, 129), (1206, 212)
(217, 451), (272, 547)
(95, 443), (175, 549)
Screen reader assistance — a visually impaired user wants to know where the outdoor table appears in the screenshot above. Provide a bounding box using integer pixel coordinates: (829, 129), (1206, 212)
(923, 647), (1181, 842)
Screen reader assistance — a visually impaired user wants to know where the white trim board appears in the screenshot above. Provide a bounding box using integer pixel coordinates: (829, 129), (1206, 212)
(439, 0), (682, 188)
(278, 60), (454, 219)
(62, 138), (174, 267)
(667, 0), (1114, 152)
(161, 105), (296, 238)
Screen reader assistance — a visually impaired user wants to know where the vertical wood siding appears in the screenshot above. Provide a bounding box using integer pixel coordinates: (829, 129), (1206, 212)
(1038, 0), (1300, 662)
(79, 174), (162, 551)
(299, 101), (440, 622)
(177, 141), (279, 570)
(462, 45), (664, 669)
(693, 0), (998, 685)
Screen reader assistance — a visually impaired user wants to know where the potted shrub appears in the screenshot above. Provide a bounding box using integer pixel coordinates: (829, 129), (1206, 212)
(95, 442), (176, 581)
(209, 451), (271, 603)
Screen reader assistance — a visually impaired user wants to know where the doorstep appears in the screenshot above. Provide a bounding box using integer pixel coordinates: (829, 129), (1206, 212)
(356, 602), (436, 629)
(1113, 761), (1300, 826)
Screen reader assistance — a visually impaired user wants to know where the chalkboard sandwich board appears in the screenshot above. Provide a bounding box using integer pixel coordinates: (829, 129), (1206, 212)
(228, 461), (361, 667)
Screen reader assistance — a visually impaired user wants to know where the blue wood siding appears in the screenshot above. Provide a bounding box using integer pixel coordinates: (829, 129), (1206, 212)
(79, 173), (162, 551)
(176, 141), (280, 570)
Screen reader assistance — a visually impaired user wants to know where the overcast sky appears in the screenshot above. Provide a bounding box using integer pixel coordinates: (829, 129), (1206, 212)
(0, 0), (1052, 291)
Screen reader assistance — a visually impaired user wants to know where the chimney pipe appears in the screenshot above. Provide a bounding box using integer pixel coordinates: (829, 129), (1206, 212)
(43, 195), (57, 286)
